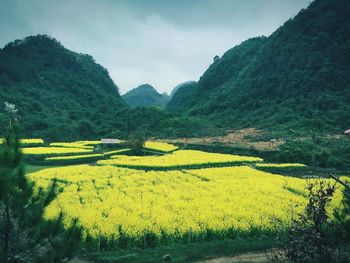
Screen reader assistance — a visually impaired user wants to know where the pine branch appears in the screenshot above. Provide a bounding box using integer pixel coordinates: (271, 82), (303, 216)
(328, 173), (350, 193)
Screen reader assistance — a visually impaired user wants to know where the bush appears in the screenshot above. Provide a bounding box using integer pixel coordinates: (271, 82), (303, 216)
(127, 132), (146, 155)
(274, 180), (339, 262)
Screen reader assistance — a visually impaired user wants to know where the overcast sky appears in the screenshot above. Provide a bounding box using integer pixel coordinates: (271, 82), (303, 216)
(0, 0), (311, 94)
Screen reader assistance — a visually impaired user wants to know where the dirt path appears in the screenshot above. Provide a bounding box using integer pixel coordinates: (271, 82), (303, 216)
(68, 257), (90, 263)
(195, 251), (271, 263)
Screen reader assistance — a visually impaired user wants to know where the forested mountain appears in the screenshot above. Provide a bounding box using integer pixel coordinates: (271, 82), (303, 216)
(122, 84), (169, 108)
(0, 36), (212, 140)
(168, 0), (350, 134)
(0, 35), (127, 140)
(166, 81), (199, 113)
(170, 81), (196, 97)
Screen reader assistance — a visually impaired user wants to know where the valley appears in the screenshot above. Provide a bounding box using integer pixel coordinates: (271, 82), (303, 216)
(1, 0), (350, 262)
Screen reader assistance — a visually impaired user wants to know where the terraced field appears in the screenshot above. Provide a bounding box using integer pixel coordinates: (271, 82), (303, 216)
(97, 150), (262, 169)
(22, 139), (347, 249)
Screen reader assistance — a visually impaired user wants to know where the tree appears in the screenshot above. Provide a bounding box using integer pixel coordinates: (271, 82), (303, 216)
(330, 174), (350, 243)
(127, 131), (146, 156)
(274, 180), (337, 263)
(0, 108), (80, 262)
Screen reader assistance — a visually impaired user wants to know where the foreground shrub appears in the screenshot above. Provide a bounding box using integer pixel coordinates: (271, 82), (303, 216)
(273, 180), (348, 262)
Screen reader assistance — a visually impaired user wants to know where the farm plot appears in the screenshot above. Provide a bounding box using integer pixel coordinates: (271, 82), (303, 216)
(22, 146), (94, 156)
(144, 141), (179, 152)
(97, 150), (263, 169)
(27, 164), (345, 249)
(49, 141), (101, 149)
(1, 138), (44, 146)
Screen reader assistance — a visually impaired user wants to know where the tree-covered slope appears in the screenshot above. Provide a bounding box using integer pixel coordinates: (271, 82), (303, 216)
(166, 81), (199, 113)
(168, 0), (350, 134)
(170, 81), (196, 97)
(122, 84), (169, 108)
(0, 35), (127, 140)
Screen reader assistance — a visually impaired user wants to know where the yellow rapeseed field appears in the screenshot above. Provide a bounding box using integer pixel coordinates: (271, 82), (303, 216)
(144, 141), (178, 152)
(22, 147), (93, 155)
(1, 138), (44, 145)
(27, 164), (345, 246)
(97, 150), (263, 168)
(20, 138), (45, 145)
(49, 141), (101, 149)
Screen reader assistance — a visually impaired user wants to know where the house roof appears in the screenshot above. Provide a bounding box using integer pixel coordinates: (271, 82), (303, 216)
(345, 129), (350, 134)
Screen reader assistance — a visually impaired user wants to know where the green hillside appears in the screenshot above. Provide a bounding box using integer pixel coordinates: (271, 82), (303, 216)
(122, 84), (169, 108)
(170, 81), (196, 97)
(167, 81), (199, 113)
(0, 37), (214, 140)
(0, 35), (127, 140)
(168, 0), (350, 135)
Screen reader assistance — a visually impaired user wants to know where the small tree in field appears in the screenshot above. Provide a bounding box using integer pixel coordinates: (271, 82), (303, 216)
(332, 174), (350, 244)
(274, 180), (337, 263)
(128, 131), (146, 156)
(0, 105), (80, 262)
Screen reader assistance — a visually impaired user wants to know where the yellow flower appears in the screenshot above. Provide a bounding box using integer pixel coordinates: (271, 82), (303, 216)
(144, 141), (178, 152)
(98, 150), (262, 168)
(27, 163), (346, 244)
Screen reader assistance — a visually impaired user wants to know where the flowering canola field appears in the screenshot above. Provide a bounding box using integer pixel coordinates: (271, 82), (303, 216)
(1, 138), (44, 146)
(49, 140), (102, 149)
(28, 163), (344, 248)
(97, 150), (263, 169)
(22, 146), (93, 156)
(144, 141), (179, 152)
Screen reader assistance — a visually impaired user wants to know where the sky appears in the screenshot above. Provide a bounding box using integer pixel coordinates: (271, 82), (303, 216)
(0, 0), (311, 94)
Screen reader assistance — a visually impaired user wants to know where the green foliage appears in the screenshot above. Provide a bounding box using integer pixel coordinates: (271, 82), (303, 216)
(0, 123), (81, 262)
(168, 0), (350, 135)
(166, 82), (199, 113)
(122, 84), (170, 109)
(127, 132), (146, 155)
(0, 35), (219, 141)
(277, 137), (350, 171)
(0, 35), (127, 141)
(334, 178), (350, 243)
(116, 107), (220, 139)
(89, 239), (275, 263)
(275, 180), (338, 263)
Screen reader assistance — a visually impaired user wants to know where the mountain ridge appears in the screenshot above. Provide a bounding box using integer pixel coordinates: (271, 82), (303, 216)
(167, 0), (350, 134)
(0, 35), (127, 140)
(122, 84), (170, 108)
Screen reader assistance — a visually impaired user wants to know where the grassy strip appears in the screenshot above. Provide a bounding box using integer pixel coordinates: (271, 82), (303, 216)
(25, 165), (55, 173)
(97, 161), (261, 171)
(104, 148), (131, 157)
(87, 239), (276, 263)
(254, 163), (308, 175)
(44, 153), (104, 165)
(255, 163), (306, 168)
(49, 143), (94, 149)
(27, 149), (131, 165)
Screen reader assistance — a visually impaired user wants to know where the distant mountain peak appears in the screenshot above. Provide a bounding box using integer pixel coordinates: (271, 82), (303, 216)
(122, 84), (169, 108)
(3, 34), (63, 51)
(0, 34), (125, 140)
(170, 81), (196, 97)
